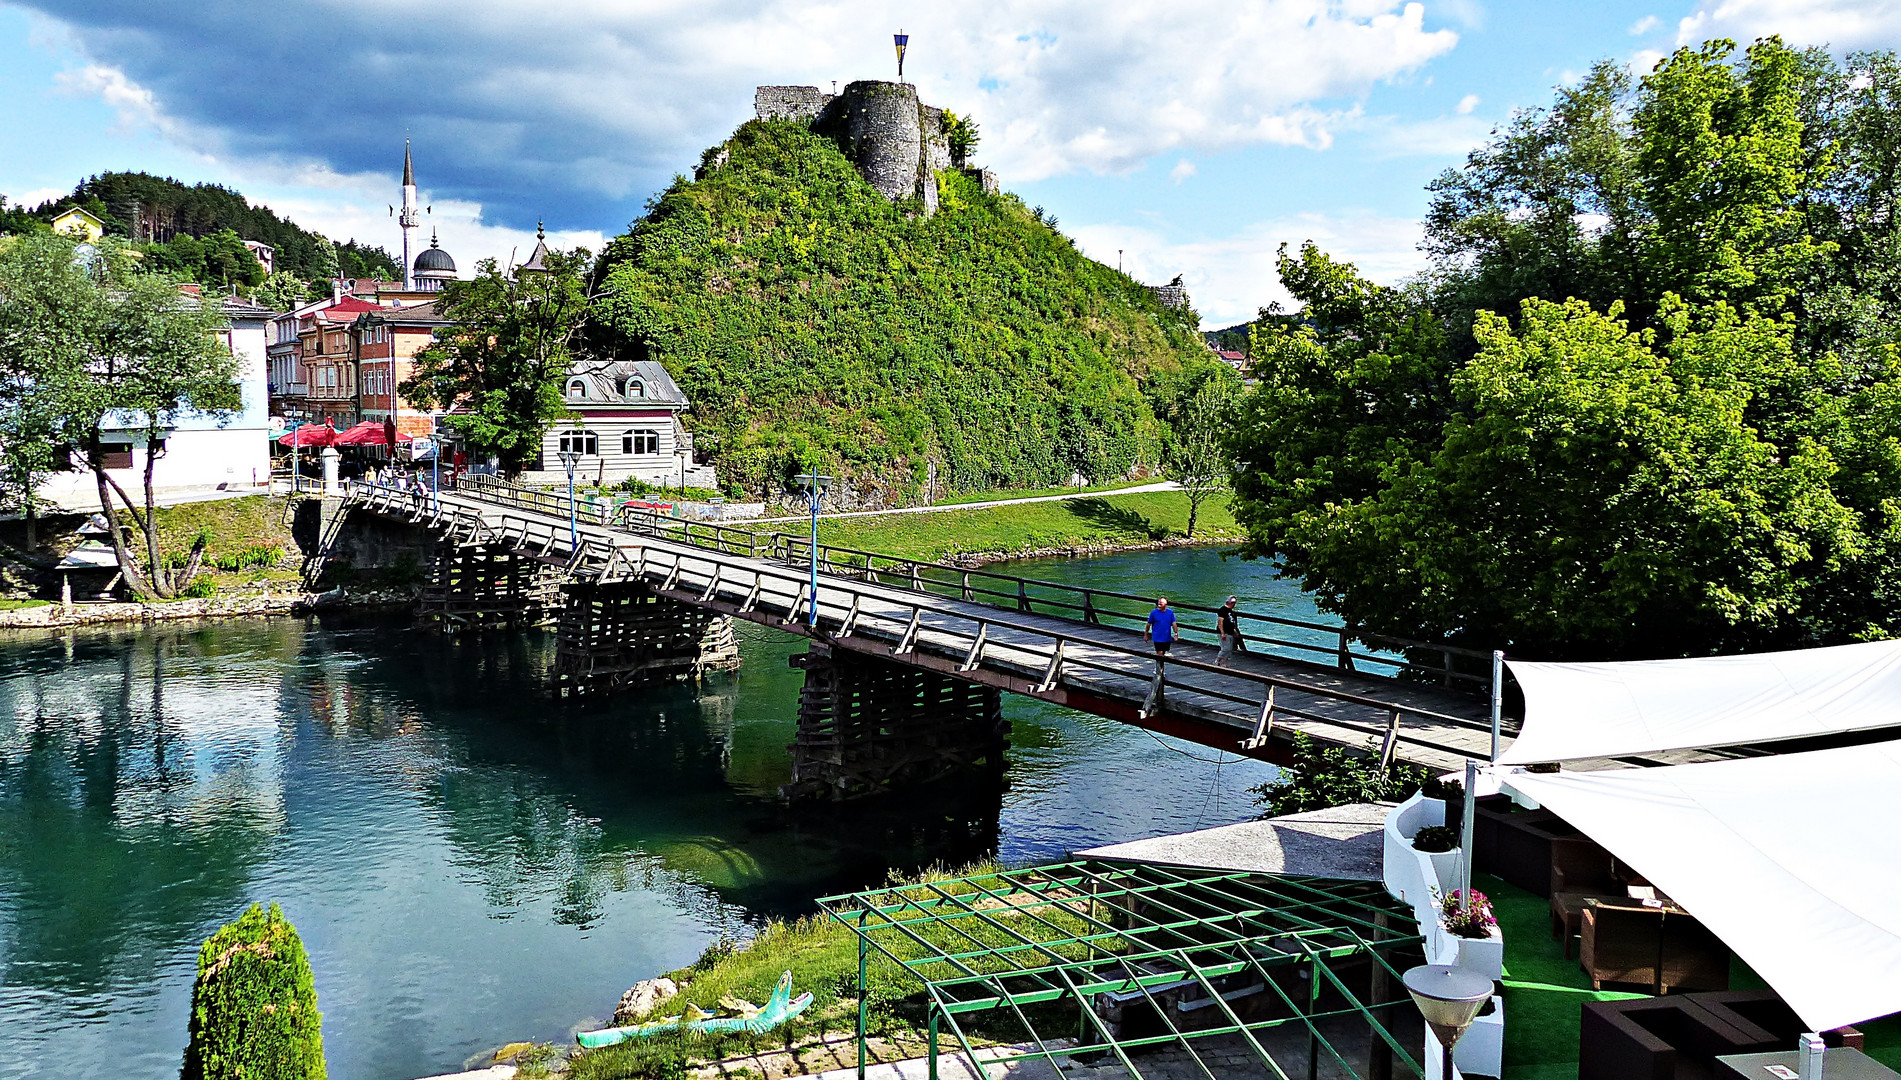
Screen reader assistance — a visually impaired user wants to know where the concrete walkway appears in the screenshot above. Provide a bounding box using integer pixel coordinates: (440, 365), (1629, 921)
(1080, 803), (1391, 881)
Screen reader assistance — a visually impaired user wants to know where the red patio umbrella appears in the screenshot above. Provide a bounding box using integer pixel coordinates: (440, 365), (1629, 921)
(333, 421), (390, 446)
(278, 423), (336, 447)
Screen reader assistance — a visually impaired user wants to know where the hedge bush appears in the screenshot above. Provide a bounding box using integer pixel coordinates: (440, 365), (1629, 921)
(180, 903), (327, 1080)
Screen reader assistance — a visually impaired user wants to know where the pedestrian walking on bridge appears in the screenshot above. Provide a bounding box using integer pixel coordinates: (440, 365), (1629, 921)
(1217, 595), (1246, 666)
(1146, 597), (1177, 658)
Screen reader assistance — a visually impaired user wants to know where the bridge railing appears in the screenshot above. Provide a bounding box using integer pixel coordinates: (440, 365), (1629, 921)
(456, 485), (1493, 695)
(606, 538), (1499, 764)
(763, 534), (1492, 692)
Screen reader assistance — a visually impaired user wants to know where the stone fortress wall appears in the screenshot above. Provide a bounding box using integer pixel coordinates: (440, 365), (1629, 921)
(752, 81), (995, 211)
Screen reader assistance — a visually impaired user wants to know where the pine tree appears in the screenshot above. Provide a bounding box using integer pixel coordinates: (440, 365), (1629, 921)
(180, 903), (327, 1080)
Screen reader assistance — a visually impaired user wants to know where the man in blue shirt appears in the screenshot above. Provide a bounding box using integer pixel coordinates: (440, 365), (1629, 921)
(1146, 597), (1177, 656)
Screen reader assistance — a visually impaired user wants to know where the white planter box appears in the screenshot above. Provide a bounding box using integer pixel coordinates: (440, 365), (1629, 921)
(1445, 925), (1504, 981)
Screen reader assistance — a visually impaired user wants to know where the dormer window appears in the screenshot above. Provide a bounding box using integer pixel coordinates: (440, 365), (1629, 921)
(628, 380), (644, 398)
(567, 378), (588, 399)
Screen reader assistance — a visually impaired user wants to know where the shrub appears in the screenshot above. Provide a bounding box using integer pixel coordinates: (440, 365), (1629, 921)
(1250, 734), (1427, 818)
(1421, 775), (1464, 802)
(180, 902), (327, 1080)
(1412, 825), (1458, 853)
(179, 577), (217, 599)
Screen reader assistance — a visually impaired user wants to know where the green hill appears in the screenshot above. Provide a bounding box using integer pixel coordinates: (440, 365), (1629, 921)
(591, 119), (1209, 501)
(21, 172), (399, 282)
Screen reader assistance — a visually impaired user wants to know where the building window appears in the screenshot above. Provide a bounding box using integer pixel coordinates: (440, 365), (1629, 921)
(629, 380), (644, 398)
(567, 378), (587, 399)
(625, 429), (659, 455)
(559, 431), (598, 456)
(101, 444), (133, 470)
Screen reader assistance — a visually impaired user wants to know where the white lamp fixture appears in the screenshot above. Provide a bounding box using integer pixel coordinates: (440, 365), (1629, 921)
(1404, 964), (1494, 1080)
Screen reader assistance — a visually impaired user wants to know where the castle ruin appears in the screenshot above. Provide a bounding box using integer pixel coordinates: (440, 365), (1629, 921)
(754, 81), (997, 212)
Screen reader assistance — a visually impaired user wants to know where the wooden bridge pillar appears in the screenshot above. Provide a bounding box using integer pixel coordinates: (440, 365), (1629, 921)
(551, 580), (741, 697)
(416, 541), (560, 631)
(782, 642), (1008, 801)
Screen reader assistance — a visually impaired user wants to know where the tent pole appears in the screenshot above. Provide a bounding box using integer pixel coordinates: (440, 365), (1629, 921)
(1460, 758), (1478, 902)
(1489, 650), (1504, 762)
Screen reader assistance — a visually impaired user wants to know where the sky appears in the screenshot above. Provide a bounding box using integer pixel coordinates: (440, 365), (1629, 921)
(3, 0), (1897, 328)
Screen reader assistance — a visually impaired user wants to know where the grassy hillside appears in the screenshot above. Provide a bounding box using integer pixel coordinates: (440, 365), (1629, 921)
(592, 120), (1208, 502)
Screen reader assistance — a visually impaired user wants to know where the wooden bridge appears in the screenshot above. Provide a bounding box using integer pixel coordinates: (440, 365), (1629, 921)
(338, 477), (1513, 790)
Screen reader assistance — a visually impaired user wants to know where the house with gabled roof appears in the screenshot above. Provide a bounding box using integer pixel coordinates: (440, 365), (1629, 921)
(523, 359), (717, 489)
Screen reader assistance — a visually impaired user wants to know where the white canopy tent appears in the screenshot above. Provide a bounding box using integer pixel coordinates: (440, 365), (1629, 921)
(1506, 742), (1901, 1032)
(1499, 638), (1901, 765)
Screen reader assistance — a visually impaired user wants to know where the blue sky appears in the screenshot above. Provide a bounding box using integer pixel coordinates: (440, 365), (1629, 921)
(2, 0), (1891, 327)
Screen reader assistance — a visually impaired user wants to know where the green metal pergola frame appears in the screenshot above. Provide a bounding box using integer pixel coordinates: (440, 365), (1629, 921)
(819, 860), (1430, 1080)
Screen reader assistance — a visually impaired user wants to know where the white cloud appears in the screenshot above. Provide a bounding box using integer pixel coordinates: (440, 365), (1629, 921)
(52, 63), (170, 136)
(1456, 93), (1480, 114)
(20, 0), (1462, 229)
(1069, 213), (1427, 328)
(1675, 0), (1901, 48)
(4, 186), (69, 210)
(1168, 158), (1197, 184)
(1629, 14), (1660, 34)
(1631, 48), (1667, 73)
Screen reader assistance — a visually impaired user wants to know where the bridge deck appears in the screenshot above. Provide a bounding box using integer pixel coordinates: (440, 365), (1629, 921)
(353, 483), (1505, 773)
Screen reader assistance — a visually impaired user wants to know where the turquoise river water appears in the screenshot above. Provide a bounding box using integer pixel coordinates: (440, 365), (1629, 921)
(0, 547), (1337, 1080)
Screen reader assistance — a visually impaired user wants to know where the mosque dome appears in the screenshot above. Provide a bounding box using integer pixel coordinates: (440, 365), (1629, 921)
(414, 240), (456, 273)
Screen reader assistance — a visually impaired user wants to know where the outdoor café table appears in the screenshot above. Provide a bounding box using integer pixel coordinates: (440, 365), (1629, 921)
(1719, 1047), (1901, 1078)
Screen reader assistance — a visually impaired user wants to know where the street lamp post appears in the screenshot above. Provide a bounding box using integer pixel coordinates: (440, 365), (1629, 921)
(795, 471), (832, 628)
(1403, 965), (1494, 1080)
(558, 448), (582, 553)
(430, 434), (441, 513)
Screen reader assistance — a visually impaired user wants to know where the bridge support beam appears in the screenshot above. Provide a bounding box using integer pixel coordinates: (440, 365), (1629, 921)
(782, 642), (1008, 801)
(416, 542), (560, 631)
(551, 580), (740, 696)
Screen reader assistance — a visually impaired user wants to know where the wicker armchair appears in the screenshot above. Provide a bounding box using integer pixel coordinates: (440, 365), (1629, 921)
(1580, 904), (1731, 994)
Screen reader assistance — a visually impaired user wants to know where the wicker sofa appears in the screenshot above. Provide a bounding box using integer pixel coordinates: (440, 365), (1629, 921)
(1580, 904), (1731, 994)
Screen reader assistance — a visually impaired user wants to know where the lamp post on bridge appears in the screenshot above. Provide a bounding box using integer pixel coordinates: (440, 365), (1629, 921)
(795, 470), (831, 628)
(558, 448), (582, 554)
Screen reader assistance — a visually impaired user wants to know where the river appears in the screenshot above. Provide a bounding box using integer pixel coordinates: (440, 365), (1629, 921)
(0, 547), (1325, 1080)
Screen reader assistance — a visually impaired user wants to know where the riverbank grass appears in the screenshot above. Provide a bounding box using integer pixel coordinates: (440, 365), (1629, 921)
(565, 862), (1106, 1080)
(815, 491), (1242, 563)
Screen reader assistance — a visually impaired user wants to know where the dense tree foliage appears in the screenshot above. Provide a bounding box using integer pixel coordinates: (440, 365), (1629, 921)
(140, 228), (267, 290)
(402, 248), (595, 476)
(1233, 39), (1901, 660)
(20, 172), (398, 286)
(591, 120), (1203, 500)
(181, 903), (327, 1080)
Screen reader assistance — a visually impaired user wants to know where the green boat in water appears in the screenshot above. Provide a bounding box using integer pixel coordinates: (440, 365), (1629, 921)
(577, 971), (814, 1049)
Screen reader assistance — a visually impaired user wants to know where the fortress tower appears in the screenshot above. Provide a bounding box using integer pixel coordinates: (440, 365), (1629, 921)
(753, 81), (987, 212)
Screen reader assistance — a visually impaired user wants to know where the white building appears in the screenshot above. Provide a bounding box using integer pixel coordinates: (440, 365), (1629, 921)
(519, 359), (717, 489)
(37, 292), (275, 511)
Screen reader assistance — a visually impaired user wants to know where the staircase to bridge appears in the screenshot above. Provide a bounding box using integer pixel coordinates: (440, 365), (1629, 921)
(334, 477), (1514, 793)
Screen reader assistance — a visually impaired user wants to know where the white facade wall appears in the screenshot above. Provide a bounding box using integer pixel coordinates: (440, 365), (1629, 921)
(522, 411), (709, 487)
(36, 312), (273, 512)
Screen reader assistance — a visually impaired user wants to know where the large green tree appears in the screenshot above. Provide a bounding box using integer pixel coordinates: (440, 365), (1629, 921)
(401, 249), (595, 476)
(0, 232), (239, 596)
(1232, 38), (1901, 660)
